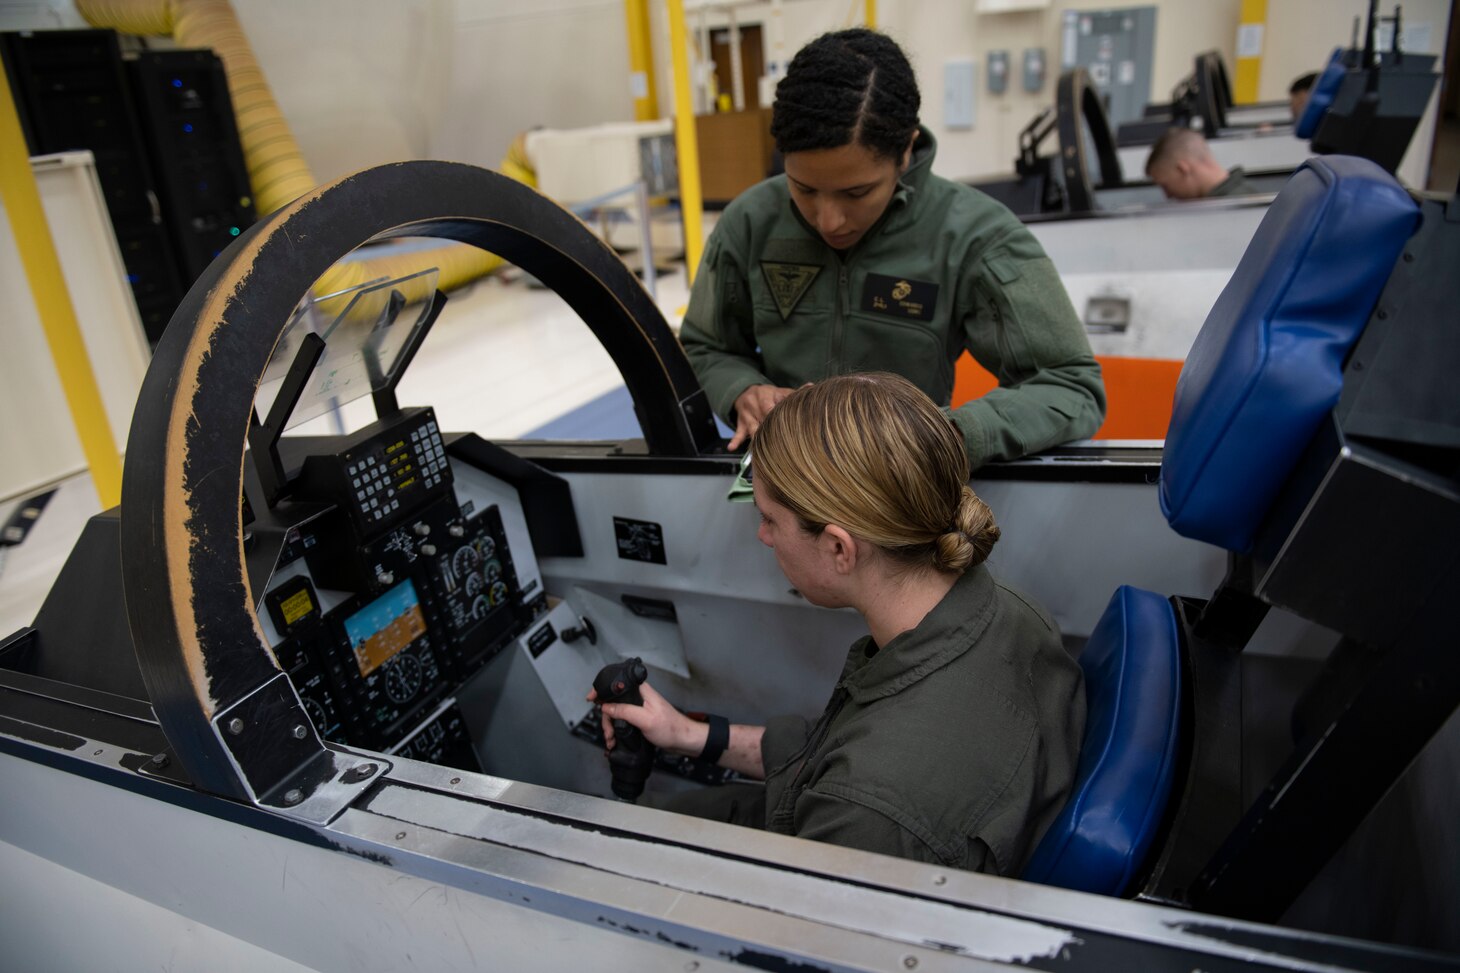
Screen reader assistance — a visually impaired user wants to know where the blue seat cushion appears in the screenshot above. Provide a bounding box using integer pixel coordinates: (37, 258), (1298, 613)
(1295, 48), (1347, 138)
(1159, 156), (1419, 553)
(1022, 586), (1182, 896)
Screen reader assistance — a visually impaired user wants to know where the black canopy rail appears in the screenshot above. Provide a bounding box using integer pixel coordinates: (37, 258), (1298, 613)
(1056, 68), (1125, 214)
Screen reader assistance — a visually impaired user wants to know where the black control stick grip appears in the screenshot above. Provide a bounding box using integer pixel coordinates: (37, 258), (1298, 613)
(593, 657), (655, 802)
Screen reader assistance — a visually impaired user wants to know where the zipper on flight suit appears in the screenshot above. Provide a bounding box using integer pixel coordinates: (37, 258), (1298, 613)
(830, 264), (849, 368)
(825, 193), (906, 367)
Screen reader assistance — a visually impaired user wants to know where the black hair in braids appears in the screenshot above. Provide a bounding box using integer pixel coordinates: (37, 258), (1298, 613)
(770, 28), (921, 162)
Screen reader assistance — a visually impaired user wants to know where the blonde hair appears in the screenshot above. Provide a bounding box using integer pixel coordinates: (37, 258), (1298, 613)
(753, 373), (999, 574)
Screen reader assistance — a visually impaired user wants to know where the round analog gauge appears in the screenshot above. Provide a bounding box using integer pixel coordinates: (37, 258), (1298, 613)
(464, 571), (485, 598)
(485, 559), (502, 581)
(470, 594), (490, 619)
(384, 653), (425, 704)
(489, 580), (509, 606)
(480, 535), (496, 559)
(452, 544), (482, 578)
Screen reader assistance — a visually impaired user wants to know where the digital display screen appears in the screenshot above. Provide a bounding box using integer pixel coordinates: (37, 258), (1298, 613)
(342, 579), (427, 677)
(277, 587), (316, 628)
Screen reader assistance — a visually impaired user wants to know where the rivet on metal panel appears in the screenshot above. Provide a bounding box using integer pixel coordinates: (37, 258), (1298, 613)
(291, 724), (308, 739)
(283, 788), (304, 805)
(903, 957), (919, 969)
(227, 717), (245, 735)
(396, 831), (408, 840)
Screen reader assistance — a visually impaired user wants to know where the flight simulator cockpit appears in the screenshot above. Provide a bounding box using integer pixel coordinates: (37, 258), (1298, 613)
(2, 152), (1458, 969)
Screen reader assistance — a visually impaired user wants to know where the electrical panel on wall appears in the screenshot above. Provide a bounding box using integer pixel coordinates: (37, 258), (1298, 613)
(1023, 48), (1047, 92)
(1059, 7), (1156, 127)
(944, 59), (976, 130)
(987, 51), (1009, 95)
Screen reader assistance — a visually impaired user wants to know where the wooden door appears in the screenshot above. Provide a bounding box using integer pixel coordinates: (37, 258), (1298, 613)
(709, 24), (764, 111)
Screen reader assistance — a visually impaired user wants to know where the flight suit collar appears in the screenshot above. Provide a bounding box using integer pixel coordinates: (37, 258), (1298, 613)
(839, 563), (997, 704)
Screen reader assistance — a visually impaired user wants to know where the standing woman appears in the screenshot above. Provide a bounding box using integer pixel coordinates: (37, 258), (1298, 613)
(597, 373), (1086, 876)
(679, 28), (1105, 466)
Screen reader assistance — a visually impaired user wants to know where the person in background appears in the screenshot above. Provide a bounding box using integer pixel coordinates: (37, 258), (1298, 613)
(1145, 127), (1260, 199)
(1289, 71), (1319, 122)
(677, 28), (1105, 469)
(592, 373), (1086, 876)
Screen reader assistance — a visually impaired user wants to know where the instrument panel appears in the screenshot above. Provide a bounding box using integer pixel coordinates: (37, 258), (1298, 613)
(256, 406), (538, 764)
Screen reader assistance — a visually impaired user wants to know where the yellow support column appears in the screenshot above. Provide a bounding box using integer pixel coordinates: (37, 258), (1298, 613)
(667, 0), (705, 284)
(865, 0), (877, 30)
(1234, 0), (1267, 105)
(624, 0), (660, 121)
(0, 65), (122, 507)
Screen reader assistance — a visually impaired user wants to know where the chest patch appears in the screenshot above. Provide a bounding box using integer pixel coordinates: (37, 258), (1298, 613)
(761, 261), (822, 320)
(861, 273), (939, 321)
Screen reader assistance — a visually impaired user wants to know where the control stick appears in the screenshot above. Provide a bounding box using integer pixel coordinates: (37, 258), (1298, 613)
(593, 657), (655, 802)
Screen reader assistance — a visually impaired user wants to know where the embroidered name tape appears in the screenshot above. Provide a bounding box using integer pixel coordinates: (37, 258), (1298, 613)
(861, 273), (939, 320)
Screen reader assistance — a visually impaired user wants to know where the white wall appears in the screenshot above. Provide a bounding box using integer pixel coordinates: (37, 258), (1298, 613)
(201, 0), (642, 182)
(2, 0), (1447, 191)
(1260, 0), (1453, 100)
(428, 0), (640, 173)
(1262, 0), (1453, 189)
(0, 0), (640, 185)
(651, 1), (1245, 180)
(226, 0), (454, 185)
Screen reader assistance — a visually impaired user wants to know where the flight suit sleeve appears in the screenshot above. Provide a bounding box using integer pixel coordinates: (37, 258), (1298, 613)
(678, 231), (771, 424)
(951, 225), (1107, 468)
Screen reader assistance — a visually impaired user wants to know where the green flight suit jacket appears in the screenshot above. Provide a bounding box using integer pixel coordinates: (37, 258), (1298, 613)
(1209, 165), (1261, 197)
(678, 128), (1106, 468)
(759, 565), (1086, 875)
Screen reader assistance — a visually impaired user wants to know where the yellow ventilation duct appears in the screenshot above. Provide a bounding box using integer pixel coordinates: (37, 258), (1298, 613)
(76, 0), (514, 295)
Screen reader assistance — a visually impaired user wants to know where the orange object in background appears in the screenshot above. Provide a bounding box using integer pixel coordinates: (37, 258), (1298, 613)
(951, 353), (1185, 441)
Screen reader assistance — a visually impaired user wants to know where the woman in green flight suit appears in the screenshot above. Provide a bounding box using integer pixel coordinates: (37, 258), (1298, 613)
(678, 28), (1106, 467)
(595, 373), (1085, 874)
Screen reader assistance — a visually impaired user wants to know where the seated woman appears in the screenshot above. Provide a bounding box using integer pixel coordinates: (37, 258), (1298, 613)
(595, 373), (1086, 876)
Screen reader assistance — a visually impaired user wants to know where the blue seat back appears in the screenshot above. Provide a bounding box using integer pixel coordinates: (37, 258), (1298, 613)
(1295, 49), (1347, 138)
(1022, 586), (1182, 896)
(1159, 156), (1419, 553)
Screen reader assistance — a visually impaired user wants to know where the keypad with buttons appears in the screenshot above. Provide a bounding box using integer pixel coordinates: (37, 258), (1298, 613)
(337, 414), (451, 533)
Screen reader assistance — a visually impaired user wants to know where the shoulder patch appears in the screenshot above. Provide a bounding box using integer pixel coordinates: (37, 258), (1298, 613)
(761, 262), (822, 320)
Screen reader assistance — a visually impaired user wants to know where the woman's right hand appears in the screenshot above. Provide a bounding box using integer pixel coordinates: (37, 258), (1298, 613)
(589, 680), (707, 756)
(728, 384), (796, 451)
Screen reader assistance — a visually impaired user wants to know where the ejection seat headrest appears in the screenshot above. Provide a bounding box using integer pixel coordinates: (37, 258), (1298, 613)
(1295, 48), (1348, 138)
(1159, 156), (1419, 554)
(1021, 586), (1182, 896)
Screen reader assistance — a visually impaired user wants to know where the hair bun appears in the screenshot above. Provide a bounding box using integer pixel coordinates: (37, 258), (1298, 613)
(932, 487), (1000, 573)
